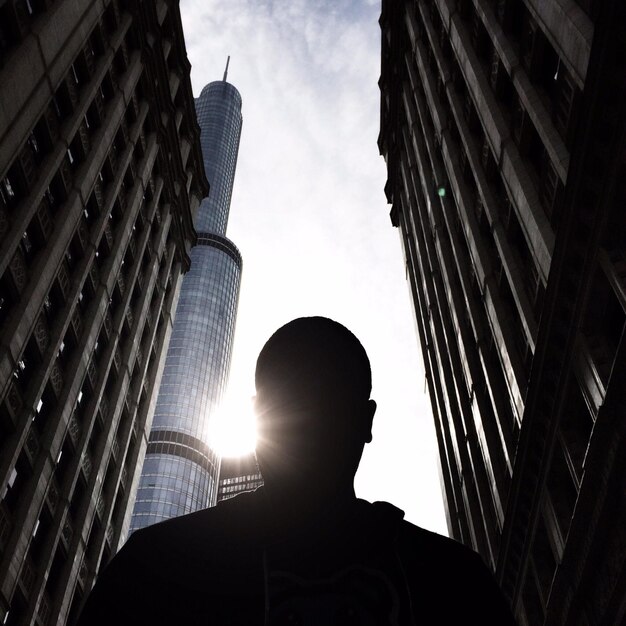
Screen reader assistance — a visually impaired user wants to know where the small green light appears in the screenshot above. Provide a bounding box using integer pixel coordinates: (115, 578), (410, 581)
(437, 186), (446, 197)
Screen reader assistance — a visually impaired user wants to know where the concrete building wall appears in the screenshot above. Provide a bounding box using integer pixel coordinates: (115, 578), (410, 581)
(0, 1), (207, 623)
(379, 0), (626, 623)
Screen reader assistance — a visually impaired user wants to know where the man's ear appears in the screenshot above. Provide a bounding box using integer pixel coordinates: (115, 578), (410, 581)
(363, 399), (376, 443)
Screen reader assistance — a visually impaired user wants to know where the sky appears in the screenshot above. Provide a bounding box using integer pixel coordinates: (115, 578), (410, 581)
(179, 0), (448, 535)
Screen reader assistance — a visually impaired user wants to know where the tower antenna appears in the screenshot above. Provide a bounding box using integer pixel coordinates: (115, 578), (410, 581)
(223, 56), (230, 82)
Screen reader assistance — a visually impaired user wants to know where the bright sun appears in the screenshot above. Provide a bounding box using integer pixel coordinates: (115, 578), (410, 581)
(206, 389), (257, 458)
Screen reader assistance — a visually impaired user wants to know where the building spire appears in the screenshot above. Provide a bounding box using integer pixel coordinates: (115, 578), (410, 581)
(223, 56), (230, 82)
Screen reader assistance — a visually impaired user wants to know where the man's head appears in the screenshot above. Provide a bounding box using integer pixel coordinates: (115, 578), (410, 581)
(254, 317), (376, 499)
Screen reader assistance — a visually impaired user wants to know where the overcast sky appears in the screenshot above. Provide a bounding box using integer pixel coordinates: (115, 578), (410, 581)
(179, 0), (448, 535)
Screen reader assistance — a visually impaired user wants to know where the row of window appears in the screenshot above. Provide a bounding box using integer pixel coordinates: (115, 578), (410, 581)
(384, 1), (542, 564)
(220, 483), (259, 495)
(221, 474), (259, 485)
(0, 0), (203, 621)
(401, 4), (622, 622)
(0, 144), (175, 626)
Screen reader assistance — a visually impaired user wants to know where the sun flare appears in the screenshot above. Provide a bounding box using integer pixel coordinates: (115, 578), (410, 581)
(207, 390), (257, 458)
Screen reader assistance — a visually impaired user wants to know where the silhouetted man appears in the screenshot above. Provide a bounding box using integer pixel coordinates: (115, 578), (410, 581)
(78, 317), (515, 625)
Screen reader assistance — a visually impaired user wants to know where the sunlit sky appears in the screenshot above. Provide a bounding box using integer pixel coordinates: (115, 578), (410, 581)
(180, 0), (448, 535)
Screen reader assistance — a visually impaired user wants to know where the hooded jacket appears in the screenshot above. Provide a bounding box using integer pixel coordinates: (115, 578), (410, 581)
(77, 488), (515, 625)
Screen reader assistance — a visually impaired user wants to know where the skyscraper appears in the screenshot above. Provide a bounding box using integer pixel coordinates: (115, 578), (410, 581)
(0, 1), (207, 623)
(379, 0), (626, 624)
(130, 66), (243, 531)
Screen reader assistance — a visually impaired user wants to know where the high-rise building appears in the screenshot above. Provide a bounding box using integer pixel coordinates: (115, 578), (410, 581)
(216, 454), (263, 504)
(0, 1), (207, 624)
(379, 1), (626, 624)
(130, 68), (243, 531)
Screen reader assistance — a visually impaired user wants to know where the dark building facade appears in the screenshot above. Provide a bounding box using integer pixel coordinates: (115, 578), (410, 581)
(130, 74), (243, 531)
(216, 453), (263, 504)
(379, 0), (626, 624)
(0, 0), (207, 624)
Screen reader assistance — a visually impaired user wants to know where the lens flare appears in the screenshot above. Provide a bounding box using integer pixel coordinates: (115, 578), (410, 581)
(207, 391), (257, 458)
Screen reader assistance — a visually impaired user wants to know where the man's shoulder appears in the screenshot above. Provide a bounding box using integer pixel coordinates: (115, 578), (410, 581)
(367, 500), (473, 560)
(126, 490), (262, 565)
(395, 517), (515, 623)
(397, 517), (487, 575)
(138, 488), (259, 534)
(77, 491), (265, 626)
(399, 518), (473, 556)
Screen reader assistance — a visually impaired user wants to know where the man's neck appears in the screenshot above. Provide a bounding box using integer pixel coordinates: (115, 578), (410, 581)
(260, 483), (358, 535)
